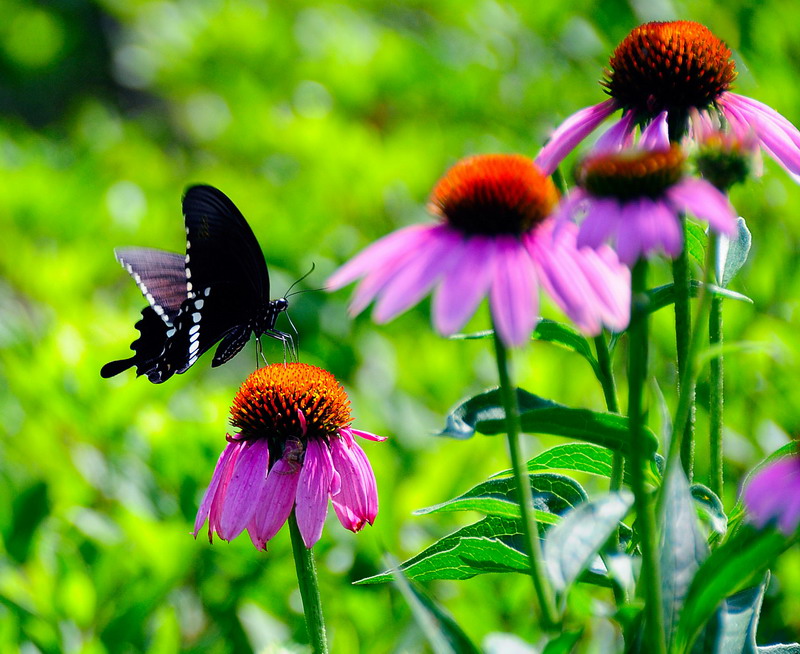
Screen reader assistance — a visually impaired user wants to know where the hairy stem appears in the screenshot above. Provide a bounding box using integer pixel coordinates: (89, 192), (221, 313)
(288, 511), (329, 654)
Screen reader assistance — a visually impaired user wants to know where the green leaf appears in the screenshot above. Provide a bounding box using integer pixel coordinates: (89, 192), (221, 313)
(476, 392), (659, 456)
(691, 484), (727, 537)
(758, 646), (800, 653)
(715, 575), (767, 654)
(686, 220), (707, 266)
(543, 491), (634, 595)
(542, 630), (583, 654)
(660, 466), (709, 650)
(357, 516), (529, 584)
(672, 527), (791, 654)
(386, 556), (480, 654)
(717, 217), (752, 288)
(415, 473), (586, 525)
(438, 388), (558, 440)
(492, 442), (661, 488)
(646, 281), (753, 315)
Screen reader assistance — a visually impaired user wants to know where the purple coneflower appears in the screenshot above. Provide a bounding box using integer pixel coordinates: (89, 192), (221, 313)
(536, 21), (800, 181)
(555, 145), (737, 264)
(327, 154), (630, 347)
(193, 363), (384, 550)
(744, 453), (800, 535)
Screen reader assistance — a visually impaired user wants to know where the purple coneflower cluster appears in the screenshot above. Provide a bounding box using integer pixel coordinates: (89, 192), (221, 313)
(194, 363), (384, 550)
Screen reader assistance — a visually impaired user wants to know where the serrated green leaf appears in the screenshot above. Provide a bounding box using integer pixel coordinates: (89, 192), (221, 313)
(475, 393), (659, 456)
(438, 388), (558, 440)
(646, 281), (753, 315)
(716, 217), (752, 288)
(714, 575), (767, 654)
(673, 527), (791, 654)
(686, 220), (707, 266)
(357, 516), (530, 584)
(691, 484), (727, 537)
(387, 556), (480, 654)
(660, 466), (709, 650)
(415, 473), (586, 524)
(543, 491), (634, 595)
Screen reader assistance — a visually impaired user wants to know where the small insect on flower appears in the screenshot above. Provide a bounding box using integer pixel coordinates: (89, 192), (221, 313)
(536, 21), (800, 182)
(327, 154), (630, 347)
(555, 145), (737, 264)
(744, 451), (800, 536)
(193, 363), (385, 550)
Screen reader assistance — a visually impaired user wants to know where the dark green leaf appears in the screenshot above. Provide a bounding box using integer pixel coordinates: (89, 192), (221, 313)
(646, 281), (753, 315)
(7, 481), (50, 564)
(415, 473), (586, 524)
(691, 484), (727, 537)
(386, 555), (480, 654)
(686, 220), (707, 266)
(715, 575), (767, 654)
(437, 388), (558, 440)
(543, 491), (634, 595)
(660, 466), (709, 650)
(673, 527), (790, 654)
(357, 516), (529, 584)
(475, 393), (659, 456)
(717, 217), (752, 288)
(542, 630), (583, 654)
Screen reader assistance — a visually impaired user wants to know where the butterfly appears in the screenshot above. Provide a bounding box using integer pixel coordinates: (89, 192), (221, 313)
(101, 185), (291, 383)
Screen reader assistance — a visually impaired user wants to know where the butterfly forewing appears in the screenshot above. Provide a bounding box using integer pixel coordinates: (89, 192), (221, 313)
(115, 247), (187, 321)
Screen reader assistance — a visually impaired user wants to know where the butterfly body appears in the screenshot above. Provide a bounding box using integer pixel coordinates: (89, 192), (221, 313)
(101, 185), (290, 383)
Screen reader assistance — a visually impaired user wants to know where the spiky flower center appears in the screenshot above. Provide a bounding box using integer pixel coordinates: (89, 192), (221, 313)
(230, 363), (352, 443)
(577, 146), (686, 200)
(604, 21), (736, 118)
(429, 154), (559, 236)
(695, 132), (755, 191)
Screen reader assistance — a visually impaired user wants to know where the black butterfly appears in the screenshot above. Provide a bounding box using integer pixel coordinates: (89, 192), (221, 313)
(101, 185), (291, 383)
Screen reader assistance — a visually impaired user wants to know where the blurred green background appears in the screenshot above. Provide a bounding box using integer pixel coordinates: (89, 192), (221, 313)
(2, 0), (800, 651)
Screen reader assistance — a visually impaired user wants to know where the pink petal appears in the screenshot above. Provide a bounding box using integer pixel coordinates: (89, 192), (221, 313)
(372, 226), (463, 323)
(249, 454), (302, 549)
(615, 200), (648, 265)
(350, 428), (387, 442)
(667, 178), (737, 236)
(329, 437), (379, 531)
(326, 225), (434, 290)
(640, 112), (669, 150)
(295, 439), (335, 548)
(218, 439), (270, 541)
(593, 111), (637, 153)
(535, 99), (619, 175)
(208, 439), (247, 539)
(193, 440), (238, 537)
(432, 236), (494, 335)
(647, 198), (684, 258)
(576, 198), (621, 250)
(572, 245), (631, 331)
(488, 236), (539, 347)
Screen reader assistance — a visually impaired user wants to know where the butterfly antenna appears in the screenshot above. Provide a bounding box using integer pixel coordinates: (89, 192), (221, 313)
(284, 262), (316, 298)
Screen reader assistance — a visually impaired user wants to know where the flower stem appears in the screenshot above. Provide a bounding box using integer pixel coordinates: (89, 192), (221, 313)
(288, 511), (329, 654)
(493, 328), (559, 630)
(628, 260), (667, 654)
(709, 250), (724, 499)
(594, 334), (624, 491)
(672, 215), (695, 479)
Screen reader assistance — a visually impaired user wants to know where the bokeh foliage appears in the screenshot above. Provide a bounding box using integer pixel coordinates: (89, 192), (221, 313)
(2, 0), (800, 651)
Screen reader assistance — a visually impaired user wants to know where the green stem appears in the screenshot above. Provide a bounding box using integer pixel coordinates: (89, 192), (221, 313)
(288, 511), (329, 654)
(628, 260), (667, 654)
(594, 334), (624, 491)
(709, 293), (724, 499)
(493, 328), (559, 630)
(672, 216), (695, 479)
(666, 234), (718, 473)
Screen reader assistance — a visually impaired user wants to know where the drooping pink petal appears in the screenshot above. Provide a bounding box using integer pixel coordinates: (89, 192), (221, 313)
(535, 99), (619, 175)
(640, 111), (670, 150)
(350, 428), (387, 442)
(744, 457), (800, 534)
(208, 438), (247, 540)
(193, 440), (238, 537)
(722, 93), (800, 149)
(571, 245), (631, 331)
(649, 198), (684, 258)
(372, 226), (463, 323)
(488, 236), (539, 346)
(576, 198), (621, 250)
(249, 455), (302, 549)
(329, 437), (378, 531)
(615, 200), (649, 265)
(326, 224), (434, 290)
(432, 236), (494, 335)
(295, 439), (335, 548)
(593, 111), (637, 153)
(218, 439), (270, 541)
(667, 178), (737, 236)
